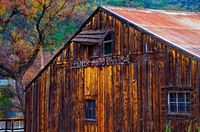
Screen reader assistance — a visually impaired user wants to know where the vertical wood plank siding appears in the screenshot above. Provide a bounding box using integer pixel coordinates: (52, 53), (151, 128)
(25, 10), (200, 132)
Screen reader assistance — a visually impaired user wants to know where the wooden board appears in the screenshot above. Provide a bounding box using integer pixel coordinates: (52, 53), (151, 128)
(25, 9), (200, 132)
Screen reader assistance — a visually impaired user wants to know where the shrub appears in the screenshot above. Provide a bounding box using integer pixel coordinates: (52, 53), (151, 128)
(0, 85), (14, 118)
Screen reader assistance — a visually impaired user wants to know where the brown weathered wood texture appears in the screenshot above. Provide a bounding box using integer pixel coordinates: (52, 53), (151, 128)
(25, 9), (200, 132)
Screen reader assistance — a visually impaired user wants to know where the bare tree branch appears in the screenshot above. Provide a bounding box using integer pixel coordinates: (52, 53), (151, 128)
(18, 46), (40, 76)
(36, 3), (47, 45)
(0, 64), (16, 78)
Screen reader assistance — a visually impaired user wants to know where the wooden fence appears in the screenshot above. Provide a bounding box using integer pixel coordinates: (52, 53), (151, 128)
(0, 118), (24, 132)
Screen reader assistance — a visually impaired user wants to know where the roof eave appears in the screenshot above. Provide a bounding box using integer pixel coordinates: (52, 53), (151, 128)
(100, 6), (200, 61)
(26, 6), (200, 91)
(25, 7), (102, 90)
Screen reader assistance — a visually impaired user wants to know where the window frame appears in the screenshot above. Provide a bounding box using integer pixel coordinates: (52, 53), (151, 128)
(102, 31), (113, 57)
(102, 40), (113, 57)
(85, 99), (96, 121)
(88, 45), (100, 58)
(168, 91), (190, 115)
(86, 29), (114, 58)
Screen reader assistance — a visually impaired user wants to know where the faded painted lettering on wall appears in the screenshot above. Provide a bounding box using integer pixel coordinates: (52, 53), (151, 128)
(71, 55), (130, 68)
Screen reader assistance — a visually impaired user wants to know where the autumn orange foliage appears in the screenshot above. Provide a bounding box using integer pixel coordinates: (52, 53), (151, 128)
(0, 0), (87, 111)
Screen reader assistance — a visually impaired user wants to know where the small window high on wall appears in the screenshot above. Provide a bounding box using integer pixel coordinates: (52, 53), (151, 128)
(88, 45), (100, 58)
(103, 33), (113, 56)
(72, 29), (114, 58)
(85, 100), (96, 120)
(168, 92), (190, 114)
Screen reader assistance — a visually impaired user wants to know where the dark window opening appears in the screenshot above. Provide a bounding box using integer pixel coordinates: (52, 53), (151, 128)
(88, 46), (99, 58)
(85, 100), (96, 120)
(168, 92), (190, 114)
(103, 33), (113, 56)
(104, 34), (112, 41)
(103, 42), (112, 56)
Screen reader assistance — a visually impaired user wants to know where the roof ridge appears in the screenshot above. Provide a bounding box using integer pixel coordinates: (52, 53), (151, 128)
(102, 6), (200, 15)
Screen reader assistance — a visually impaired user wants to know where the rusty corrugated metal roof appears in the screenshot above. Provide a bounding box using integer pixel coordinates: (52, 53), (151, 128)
(103, 6), (200, 59)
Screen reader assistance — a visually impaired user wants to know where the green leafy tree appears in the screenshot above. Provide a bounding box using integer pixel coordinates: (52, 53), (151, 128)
(0, 85), (14, 118)
(0, 0), (87, 111)
(100, 0), (127, 6)
(93, 0), (200, 12)
(143, 0), (153, 8)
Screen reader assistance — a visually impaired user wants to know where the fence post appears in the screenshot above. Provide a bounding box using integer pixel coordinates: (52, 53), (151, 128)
(0, 118), (24, 131)
(12, 119), (14, 132)
(5, 120), (7, 132)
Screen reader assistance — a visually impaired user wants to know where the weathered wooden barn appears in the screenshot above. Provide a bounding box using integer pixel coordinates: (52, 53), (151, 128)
(25, 6), (200, 132)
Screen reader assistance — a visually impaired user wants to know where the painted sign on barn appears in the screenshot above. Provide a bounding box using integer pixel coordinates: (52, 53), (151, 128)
(71, 55), (130, 68)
